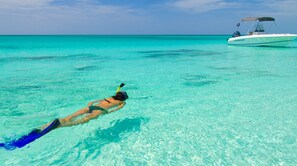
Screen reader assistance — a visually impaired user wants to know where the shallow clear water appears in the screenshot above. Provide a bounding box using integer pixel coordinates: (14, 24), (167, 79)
(1, 35), (297, 165)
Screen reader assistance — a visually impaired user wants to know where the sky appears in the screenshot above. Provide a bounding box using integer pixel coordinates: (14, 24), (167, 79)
(0, 0), (297, 34)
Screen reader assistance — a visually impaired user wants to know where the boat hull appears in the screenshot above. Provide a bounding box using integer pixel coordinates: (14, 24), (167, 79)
(228, 34), (297, 47)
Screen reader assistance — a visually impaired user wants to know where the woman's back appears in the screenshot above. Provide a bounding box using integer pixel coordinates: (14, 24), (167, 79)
(96, 97), (123, 110)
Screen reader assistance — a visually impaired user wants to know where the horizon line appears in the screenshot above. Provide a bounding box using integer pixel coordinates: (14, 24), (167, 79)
(0, 34), (230, 36)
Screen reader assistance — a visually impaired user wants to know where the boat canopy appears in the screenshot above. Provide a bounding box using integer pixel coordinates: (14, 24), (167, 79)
(241, 17), (275, 22)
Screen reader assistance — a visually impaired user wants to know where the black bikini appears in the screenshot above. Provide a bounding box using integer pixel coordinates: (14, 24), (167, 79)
(88, 99), (111, 114)
(88, 106), (108, 114)
(104, 98), (112, 103)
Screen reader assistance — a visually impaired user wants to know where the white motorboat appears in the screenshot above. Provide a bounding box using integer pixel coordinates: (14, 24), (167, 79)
(227, 17), (297, 47)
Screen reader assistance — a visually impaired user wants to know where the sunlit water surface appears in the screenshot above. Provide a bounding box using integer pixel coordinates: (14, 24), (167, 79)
(1, 35), (297, 165)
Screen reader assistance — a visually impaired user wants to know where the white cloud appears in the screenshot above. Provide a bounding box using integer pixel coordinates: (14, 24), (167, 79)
(0, 0), (136, 15)
(0, 0), (52, 9)
(229, 0), (297, 19)
(265, 0), (297, 16)
(0, 0), (148, 34)
(170, 0), (297, 17)
(171, 0), (237, 13)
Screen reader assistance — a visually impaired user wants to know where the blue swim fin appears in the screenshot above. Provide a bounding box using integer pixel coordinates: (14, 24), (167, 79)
(0, 119), (60, 150)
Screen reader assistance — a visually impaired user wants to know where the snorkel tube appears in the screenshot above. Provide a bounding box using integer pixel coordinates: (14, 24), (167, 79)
(116, 83), (125, 93)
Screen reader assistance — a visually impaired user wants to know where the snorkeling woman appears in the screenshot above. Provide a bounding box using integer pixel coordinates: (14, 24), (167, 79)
(56, 91), (127, 127)
(42, 83), (128, 130)
(0, 84), (128, 150)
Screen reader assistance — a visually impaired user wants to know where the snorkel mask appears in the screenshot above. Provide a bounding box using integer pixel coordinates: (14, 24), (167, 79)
(116, 83), (129, 100)
(119, 91), (128, 100)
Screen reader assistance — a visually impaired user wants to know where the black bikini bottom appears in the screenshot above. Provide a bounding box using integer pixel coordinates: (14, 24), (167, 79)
(88, 106), (108, 114)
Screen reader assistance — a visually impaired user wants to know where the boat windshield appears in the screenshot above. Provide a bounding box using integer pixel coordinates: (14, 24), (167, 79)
(254, 23), (264, 32)
(232, 17), (279, 36)
(247, 19), (275, 35)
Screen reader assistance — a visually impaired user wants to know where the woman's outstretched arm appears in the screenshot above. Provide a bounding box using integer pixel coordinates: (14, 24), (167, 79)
(108, 102), (126, 113)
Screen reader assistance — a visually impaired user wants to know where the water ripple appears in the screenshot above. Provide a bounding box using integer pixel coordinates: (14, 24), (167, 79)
(181, 74), (220, 87)
(139, 49), (223, 59)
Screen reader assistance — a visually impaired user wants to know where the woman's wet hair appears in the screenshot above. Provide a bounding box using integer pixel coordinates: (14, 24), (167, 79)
(112, 91), (129, 101)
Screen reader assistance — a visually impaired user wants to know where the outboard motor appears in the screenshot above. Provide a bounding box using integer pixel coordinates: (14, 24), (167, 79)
(232, 31), (241, 37)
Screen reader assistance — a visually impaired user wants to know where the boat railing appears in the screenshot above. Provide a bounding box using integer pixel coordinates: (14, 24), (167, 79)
(248, 31), (265, 35)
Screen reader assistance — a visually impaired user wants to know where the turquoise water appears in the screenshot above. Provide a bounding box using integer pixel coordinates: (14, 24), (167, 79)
(1, 35), (297, 165)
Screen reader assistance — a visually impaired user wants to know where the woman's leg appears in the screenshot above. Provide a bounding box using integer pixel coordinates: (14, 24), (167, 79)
(63, 107), (89, 122)
(60, 110), (103, 127)
(41, 107), (89, 130)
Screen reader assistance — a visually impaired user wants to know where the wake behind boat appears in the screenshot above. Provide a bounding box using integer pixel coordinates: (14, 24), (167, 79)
(227, 17), (297, 47)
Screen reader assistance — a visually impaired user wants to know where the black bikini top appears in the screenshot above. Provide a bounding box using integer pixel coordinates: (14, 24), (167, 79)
(104, 98), (112, 103)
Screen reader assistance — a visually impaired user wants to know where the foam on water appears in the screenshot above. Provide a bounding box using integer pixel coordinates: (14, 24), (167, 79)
(1, 35), (297, 165)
